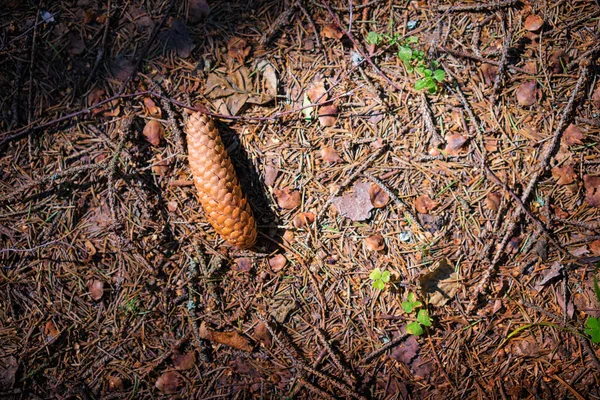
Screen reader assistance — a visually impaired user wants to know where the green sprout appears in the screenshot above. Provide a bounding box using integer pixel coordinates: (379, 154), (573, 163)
(585, 269), (600, 344)
(369, 267), (390, 290)
(402, 293), (433, 336)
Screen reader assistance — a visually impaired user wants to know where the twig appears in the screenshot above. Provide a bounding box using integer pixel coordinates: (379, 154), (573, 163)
(106, 118), (132, 222)
(362, 332), (409, 363)
(437, 0), (519, 12)
(421, 93), (444, 147)
(490, 22), (511, 105)
(84, 0), (112, 88)
(297, 378), (337, 400)
(314, 327), (356, 388)
(260, 1), (298, 45)
(437, 46), (531, 74)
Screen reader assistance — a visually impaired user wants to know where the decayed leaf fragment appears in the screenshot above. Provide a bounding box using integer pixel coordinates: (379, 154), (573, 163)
(199, 322), (253, 352)
(332, 182), (374, 221)
(274, 187), (301, 209)
(415, 194), (438, 214)
(419, 258), (458, 307)
(155, 371), (183, 394)
(551, 164), (576, 185)
(584, 175), (600, 207)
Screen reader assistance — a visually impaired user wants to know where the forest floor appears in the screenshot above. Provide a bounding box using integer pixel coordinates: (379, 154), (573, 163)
(1, 0), (600, 399)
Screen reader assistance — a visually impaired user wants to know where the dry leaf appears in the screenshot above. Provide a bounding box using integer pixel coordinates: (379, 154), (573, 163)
(535, 262), (563, 291)
(159, 19), (194, 58)
(275, 187), (301, 209)
(0, 352), (17, 390)
(364, 234), (385, 251)
(548, 50), (568, 74)
(107, 376), (124, 391)
(415, 194), (438, 214)
(88, 279), (104, 301)
(83, 239), (96, 263)
(481, 63), (497, 85)
(253, 321), (272, 347)
(255, 60), (278, 104)
(369, 184), (390, 208)
(293, 212), (315, 228)
(111, 56), (135, 81)
(593, 85), (600, 109)
(524, 14), (544, 31)
(189, 0), (210, 23)
(228, 37), (251, 63)
(551, 164), (576, 185)
(172, 351), (195, 370)
(143, 120), (164, 146)
(507, 236), (522, 254)
(444, 134), (468, 156)
(44, 320), (60, 343)
(563, 124), (584, 146)
(319, 146), (343, 163)
(321, 23), (344, 39)
(486, 191), (501, 211)
(306, 77), (327, 103)
(419, 258), (458, 307)
(143, 97), (162, 118)
(332, 182), (374, 221)
(391, 334), (420, 364)
(318, 104), (338, 127)
(88, 87), (104, 108)
(167, 201), (178, 212)
(199, 322), (253, 352)
(269, 254), (287, 272)
(151, 154), (169, 176)
(233, 257), (253, 272)
(155, 371), (183, 394)
(589, 239), (600, 255)
(584, 175), (600, 207)
(516, 81), (538, 106)
(264, 165), (278, 186)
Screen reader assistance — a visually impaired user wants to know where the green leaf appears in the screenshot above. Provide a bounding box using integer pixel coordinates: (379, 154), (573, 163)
(407, 36), (419, 43)
(593, 273), (600, 304)
(587, 317), (600, 330)
(407, 293), (416, 302)
(585, 318), (600, 343)
(401, 301), (414, 313)
(366, 31), (383, 45)
(428, 86), (438, 94)
(424, 68), (433, 77)
(416, 65), (425, 75)
(417, 309), (432, 327)
(373, 280), (385, 290)
(302, 93), (313, 121)
(398, 46), (413, 63)
(381, 270), (391, 283)
(414, 79), (428, 91)
(369, 268), (381, 281)
(406, 65), (414, 73)
(433, 69), (445, 82)
(406, 321), (424, 336)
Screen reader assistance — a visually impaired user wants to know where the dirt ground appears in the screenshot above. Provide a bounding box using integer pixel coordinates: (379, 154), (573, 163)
(1, 0), (600, 398)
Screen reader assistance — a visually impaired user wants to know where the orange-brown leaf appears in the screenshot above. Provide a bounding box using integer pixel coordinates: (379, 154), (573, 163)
(369, 184), (390, 208)
(319, 146), (343, 163)
(155, 371), (183, 394)
(524, 14), (544, 31)
(364, 234), (385, 251)
(228, 37), (251, 63)
(584, 175), (600, 208)
(516, 81), (538, 106)
(551, 164), (576, 185)
(318, 104), (338, 127)
(321, 23), (344, 39)
(563, 124), (584, 146)
(415, 194), (438, 214)
(275, 187), (301, 209)
(143, 120), (164, 146)
(293, 212), (315, 228)
(199, 322), (253, 352)
(269, 254), (287, 272)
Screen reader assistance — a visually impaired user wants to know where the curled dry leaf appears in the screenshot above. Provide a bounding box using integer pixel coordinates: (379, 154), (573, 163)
(83, 239), (96, 263)
(269, 254), (287, 272)
(318, 104), (338, 127)
(593, 85), (600, 109)
(415, 194), (438, 214)
(88, 87), (104, 108)
(481, 63), (497, 86)
(319, 146), (343, 163)
(233, 257), (253, 272)
(199, 321), (253, 352)
(369, 184), (390, 208)
(107, 376), (124, 392)
(159, 19), (194, 58)
(548, 50), (568, 74)
(589, 239), (600, 255)
(563, 124), (584, 146)
(332, 182), (374, 221)
(143, 120), (164, 146)
(172, 351), (195, 370)
(143, 97), (162, 118)
(486, 191), (502, 211)
(551, 164), (576, 185)
(524, 14), (544, 31)
(364, 234), (385, 251)
(253, 321), (272, 347)
(87, 279), (104, 301)
(584, 175), (600, 207)
(444, 134), (468, 156)
(228, 37), (251, 63)
(321, 23), (344, 39)
(507, 236), (522, 254)
(155, 371), (183, 394)
(293, 212), (315, 228)
(274, 187), (301, 209)
(516, 81), (539, 106)
(188, 0), (210, 23)
(44, 320), (60, 343)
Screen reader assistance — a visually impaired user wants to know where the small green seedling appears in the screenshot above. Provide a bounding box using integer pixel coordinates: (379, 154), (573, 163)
(369, 267), (390, 290)
(415, 66), (446, 94)
(585, 269), (600, 344)
(402, 293), (433, 336)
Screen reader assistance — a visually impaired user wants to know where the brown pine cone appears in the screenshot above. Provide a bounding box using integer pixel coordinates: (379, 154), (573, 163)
(186, 112), (257, 249)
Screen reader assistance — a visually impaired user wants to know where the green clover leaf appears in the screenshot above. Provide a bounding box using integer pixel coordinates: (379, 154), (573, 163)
(406, 321), (424, 336)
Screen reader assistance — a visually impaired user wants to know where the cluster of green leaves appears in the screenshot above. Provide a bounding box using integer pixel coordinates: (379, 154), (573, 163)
(402, 293), (433, 336)
(584, 271), (600, 344)
(366, 32), (445, 94)
(369, 267), (390, 290)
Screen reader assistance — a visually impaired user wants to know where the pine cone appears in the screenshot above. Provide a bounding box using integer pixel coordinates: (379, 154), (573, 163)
(186, 112), (257, 249)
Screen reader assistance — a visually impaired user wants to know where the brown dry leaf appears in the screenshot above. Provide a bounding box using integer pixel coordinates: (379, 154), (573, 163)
(199, 322), (253, 352)
(143, 120), (164, 146)
(415, 194), (438, 214)
(332, 182), (374, 221)
(516, 81), (538, 106)
(155, 371), (183, 394)
(524, 14), (544, 31)
(103, 100), (121, 117)
(159, 19), (194, 58)
(264, 165), (278, 186)
(254, 60), (278, 104)
(88, 87), (104, 109)
(535, 262), (563, 291)
(481, 63), (497, 85)
(318, 104), (338, 127)
(391, 334), (420, 364)
(293, 212), (315, 228)
(44, 320), (60, 343)
(151, 154), (169, 176)
(172, 351), (195, 370)
(253, 321), (272, 347)
(274, 187), (301, 209)
(364, 234), (385, 251)
(107, 376), (124, 392)
(486, 191), (501, 211)
(83, 239), (96, 263)
(228, 37), (251, 63)
(584, 175), (600, 207)
(593, 85), (600, 109)
(0, 352), (17, 390)
(321, 23), (344, 39)
(143, 97), (162, 118)
(189, 0), (210, 23)
(167, 201), (178, 212)
(306, 77), (327, 103)
(269, 254), (287, 272)
(444, 134), (468, 156)
(233, 257), (253, 272)
(548, 50), (568, 74)
(111, 56), (135, 81)
(87, 279), (104, 301)
(551, 164), (576, 185)
(369, 184), (390, 208)
(507, 236), (522, 254)
(319, 146), (343, 163)
(419, 258), (458, 307)
(563, 124), (584, 146)
(589, 240), (600, 255)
